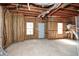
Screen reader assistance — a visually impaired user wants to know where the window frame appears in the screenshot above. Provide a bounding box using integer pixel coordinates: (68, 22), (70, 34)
(26, 22), (34, 35)
(57, 23), (63, 34)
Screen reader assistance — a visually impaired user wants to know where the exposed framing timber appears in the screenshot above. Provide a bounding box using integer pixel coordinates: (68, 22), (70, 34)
(56, 11), (78, 16)
(60, 8), (79, 14)
(3, 5), (47, 11)
(58, 10), (78, 16)
(70, 4), (79, 8)
(53, 12), (77, 17)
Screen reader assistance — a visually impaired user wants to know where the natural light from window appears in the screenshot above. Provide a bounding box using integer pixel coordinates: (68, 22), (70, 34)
(57, 23), (63, 34)
(26, 22), (33, 35)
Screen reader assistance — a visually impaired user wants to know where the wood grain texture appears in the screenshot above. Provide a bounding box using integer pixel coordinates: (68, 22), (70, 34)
(4, 10), (13, 47)
(47, 17), (75, 39)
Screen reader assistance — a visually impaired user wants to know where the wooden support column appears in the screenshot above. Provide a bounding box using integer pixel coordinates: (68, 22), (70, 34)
(75, 16), (79, 40)
(0, 6), (7, 56)
(0, 6), (3, 48)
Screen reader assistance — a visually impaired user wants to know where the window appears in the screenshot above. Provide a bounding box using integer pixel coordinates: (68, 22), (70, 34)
(26, 22), (33, 35)
(57, 23), (63, 34)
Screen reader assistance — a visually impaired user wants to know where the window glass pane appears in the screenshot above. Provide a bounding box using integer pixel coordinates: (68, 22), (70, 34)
(26, 22), (33, 35)
(58, 29), (63, 34)
(57, 23), (63, 34)
(58, 23), (63, 29)
(27, 29), (33, 35)
(26, 22), (33, 28)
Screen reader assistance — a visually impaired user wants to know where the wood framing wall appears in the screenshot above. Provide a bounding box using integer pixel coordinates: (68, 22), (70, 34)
(0, 6), (3, 47)
(3, 11), (46, 48)
(12, 13), (25, 42)
(25, 17), (46, 39)
(4, 10), (13, 47)
(3, 11), (75, 48)
(13, 14), (46, 40)
(0, 3), (78, 48)
(47, 16), (75, 39)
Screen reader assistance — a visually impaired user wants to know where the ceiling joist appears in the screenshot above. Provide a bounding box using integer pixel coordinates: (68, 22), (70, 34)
(48, 3), (79, 17)
(1, 3), (79, 17)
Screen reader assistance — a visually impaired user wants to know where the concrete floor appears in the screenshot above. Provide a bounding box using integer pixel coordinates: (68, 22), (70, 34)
(6, 39), (79, 56)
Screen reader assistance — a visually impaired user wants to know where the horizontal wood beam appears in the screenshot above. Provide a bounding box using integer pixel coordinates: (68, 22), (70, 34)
(3, 4), (47, 11)
(8, 8), (42, 13)
(60, 8), (79, 14)
(24, 13), (39, 16)
(13, 12), (37, 17)
(10, 3), (47, 10)
(56, 12), (77, 16)
(24, 14), (37, 17)
(10, 10), (40, 14)
(51, 15), (71, 17)
(18, 8), (43, 13)
(70, 4), (79, 8)
(53, 12), (76, 17)
(58, 10), (78, 16)
(22, 5), (47, 11)
(11, 11), (39, 16)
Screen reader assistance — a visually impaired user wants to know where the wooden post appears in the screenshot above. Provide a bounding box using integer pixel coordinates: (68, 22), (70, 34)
(0, 6), (3, 48)
(75, 16), (77, 32)
(0, 6), (7, 56)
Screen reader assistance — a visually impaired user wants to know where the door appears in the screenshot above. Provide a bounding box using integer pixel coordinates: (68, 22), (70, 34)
(38, 23), (45, 38)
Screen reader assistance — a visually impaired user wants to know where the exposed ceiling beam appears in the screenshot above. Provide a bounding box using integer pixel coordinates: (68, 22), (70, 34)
(60, 8), (79, 15)
(24, 14), (37, 17)
(9, 10), (40, 14)
(10, 10), (39, 16)
(8, 8), (42, 13)
(58, 10), (78, 16)
(48, 3), (70, 16)
(13, 12), (37, 17)
(3, 4), (47, 11)
(70, 4), (79, 8)
(54, 12), (78, 16)
(53, 13), (75, 17)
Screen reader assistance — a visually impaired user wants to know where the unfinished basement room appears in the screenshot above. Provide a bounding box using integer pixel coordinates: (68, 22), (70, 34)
(0, 3), (79, 56)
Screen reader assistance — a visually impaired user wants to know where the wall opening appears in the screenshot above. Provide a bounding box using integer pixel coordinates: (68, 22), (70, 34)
(26, 22), (34, 35)
(57, 23), (63, 34)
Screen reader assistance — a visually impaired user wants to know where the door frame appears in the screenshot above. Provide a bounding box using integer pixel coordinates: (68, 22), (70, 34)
(38, 23), (45, 39)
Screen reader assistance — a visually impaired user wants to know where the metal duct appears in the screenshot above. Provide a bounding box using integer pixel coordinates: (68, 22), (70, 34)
(38, 3), (70, 18)
(37, 3), (61, 18)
